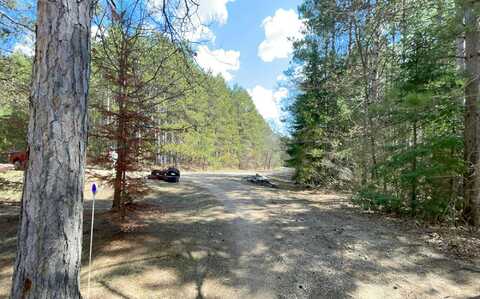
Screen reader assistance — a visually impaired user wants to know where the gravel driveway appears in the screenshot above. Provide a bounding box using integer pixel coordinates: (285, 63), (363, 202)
(181, 173), (480, 299)
(1, 171), (479, 298)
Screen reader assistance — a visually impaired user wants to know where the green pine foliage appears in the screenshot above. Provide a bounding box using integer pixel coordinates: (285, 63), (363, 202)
(155, 75), (280, 170)
(86, 31), (281, 171)
(287, 0), (465, 222)
(0, 36), (281, 171)
(0, 53), (30, 159)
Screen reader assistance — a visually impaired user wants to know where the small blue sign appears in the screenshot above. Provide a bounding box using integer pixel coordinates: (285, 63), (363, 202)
(91, 183), (97, 195)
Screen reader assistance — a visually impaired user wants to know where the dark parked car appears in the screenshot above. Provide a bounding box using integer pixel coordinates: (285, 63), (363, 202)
(148, 167), (180, 183)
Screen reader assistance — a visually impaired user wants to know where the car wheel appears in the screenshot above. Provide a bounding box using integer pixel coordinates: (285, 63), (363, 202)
(14, 161), (21, 170)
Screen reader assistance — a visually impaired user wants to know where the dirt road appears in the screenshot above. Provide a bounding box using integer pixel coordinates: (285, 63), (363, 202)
(1, 172), (479, 298)
(182, 173), (480, 299)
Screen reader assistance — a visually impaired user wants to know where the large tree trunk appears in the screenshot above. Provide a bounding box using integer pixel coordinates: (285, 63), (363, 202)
(11, 0), (92, 297)
(463, 0), (480, 227)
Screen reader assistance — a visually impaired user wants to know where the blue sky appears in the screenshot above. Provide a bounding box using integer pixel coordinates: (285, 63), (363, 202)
(212, 0), (302, 88)
(191, 0), (304, 132)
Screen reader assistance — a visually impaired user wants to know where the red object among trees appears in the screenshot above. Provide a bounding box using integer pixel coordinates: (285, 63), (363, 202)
(8, 151), (28, 170)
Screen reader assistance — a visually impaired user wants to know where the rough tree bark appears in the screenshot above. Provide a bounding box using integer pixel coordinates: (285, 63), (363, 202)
(463, 0), (480, 227)
(11, 0), (92, 297)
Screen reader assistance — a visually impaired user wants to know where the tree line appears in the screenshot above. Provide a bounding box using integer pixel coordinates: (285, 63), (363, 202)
(286, 0), (479, 226)
(0, 32), (280, 173)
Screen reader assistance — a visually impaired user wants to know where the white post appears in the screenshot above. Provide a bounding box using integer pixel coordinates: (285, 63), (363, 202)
(87, 183), (97, 299)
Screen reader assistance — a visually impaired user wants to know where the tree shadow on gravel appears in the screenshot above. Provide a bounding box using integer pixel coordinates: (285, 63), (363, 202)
(0, 177), (22, 193)
(1, 175), (480, 298)
(78, 176), (480, 298)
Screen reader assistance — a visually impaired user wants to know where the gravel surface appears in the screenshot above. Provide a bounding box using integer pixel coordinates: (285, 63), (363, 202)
(183, 173), (480, 299)
(1, 171), (479, 298)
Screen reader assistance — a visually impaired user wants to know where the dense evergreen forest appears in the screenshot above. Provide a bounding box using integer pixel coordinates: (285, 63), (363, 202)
(0, 42), (282, 171)
(285, 0), (479, 225)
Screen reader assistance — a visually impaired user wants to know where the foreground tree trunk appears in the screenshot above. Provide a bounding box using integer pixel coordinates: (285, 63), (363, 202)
(463, 0), (480, 227)
(11, 0), (92, 297)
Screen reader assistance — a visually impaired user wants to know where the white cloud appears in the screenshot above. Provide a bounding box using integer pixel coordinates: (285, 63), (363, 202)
(90, 24), (108, 41)
(196, 0), (232, 25)
(184, 24), (216, 43)
(13, 34), (34, 57)
(258, 9), (304, 62)
(276, 73), (288, 82)
(196, 45), (240, 81)
(185, 0), (234, 42)
(187, 0), (233, 42)
(247, 85), (288, 122)
(148, 0), (233, 42)
(91, 24), (99, 39)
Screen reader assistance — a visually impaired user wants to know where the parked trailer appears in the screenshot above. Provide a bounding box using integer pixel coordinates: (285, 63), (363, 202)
(8, 151), (28, 170)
